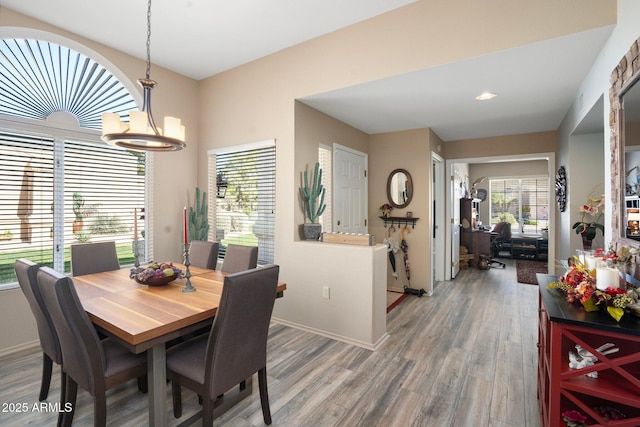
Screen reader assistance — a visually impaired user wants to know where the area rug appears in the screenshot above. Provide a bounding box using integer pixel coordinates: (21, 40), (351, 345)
(515, 259), (548, 285)
(387, 290), (407, 313)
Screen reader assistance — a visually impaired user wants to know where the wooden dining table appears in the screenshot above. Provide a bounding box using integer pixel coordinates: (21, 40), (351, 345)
(72, 264), (286, 427)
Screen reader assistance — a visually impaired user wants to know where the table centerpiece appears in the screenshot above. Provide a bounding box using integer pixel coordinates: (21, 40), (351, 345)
(130, 261), (184, 286)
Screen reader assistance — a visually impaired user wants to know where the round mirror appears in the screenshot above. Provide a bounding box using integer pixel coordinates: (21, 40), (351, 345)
(387, 168), (413, 209)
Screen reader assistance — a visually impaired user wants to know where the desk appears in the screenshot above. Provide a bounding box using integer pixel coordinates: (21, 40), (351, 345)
(460, 230), (493, 267)
(511, 237), (547, 260)
(73, 266), (286, 426)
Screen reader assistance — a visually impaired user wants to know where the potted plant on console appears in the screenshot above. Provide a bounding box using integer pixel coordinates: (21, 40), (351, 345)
(300, 162), (326, 240)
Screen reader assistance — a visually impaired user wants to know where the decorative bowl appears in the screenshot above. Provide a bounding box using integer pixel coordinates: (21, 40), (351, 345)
(134, 275), (177, 286)
(130, 262), (183, 286)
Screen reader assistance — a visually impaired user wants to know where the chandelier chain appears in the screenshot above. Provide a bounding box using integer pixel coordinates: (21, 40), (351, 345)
(146, 0), (152, 79)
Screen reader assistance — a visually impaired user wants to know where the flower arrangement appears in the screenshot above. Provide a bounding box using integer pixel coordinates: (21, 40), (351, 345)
(549, 254), (637, 322)
(561, 407), (626, 426)
(380, 203), (393, 218)
(572, 194), (604, 241)
(562, 410), (588, 427)
(602, 243), (639, 272)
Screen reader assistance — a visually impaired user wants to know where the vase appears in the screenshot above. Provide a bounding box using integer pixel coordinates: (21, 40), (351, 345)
(303, 223), (322, 241)
(581, 230), (593, 250)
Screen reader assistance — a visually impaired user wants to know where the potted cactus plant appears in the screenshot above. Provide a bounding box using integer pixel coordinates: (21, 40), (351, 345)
(189, 187), (210, 241)
(300, 162), (326, 240)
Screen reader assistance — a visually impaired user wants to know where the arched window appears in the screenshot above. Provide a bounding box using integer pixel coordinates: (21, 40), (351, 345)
(0, 37), (147, 288)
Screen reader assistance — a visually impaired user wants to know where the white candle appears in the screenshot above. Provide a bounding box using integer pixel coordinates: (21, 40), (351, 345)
(585, 255), (597, 270)
(596, 267), (619, 290)
(129, 110), (147, 133)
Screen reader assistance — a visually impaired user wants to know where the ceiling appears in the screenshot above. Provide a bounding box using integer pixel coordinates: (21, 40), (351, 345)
(0, 1), (613, 141)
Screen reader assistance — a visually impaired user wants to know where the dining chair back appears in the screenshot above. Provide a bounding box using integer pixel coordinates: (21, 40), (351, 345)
(37, 266), (147, 427)
(220, 244), (258, 273)
(70, 241), (120, 276)
(189, 240), (219, 269)
(167, 264), (280, 426)
(15, 259), (63, 401)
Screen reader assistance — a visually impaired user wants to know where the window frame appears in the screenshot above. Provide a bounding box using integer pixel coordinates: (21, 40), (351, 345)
(489, 175), (549, 235)
(208, 139), (276, 266)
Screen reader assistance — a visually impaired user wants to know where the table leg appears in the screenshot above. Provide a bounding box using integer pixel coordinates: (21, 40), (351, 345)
(148, 343), (167, 426)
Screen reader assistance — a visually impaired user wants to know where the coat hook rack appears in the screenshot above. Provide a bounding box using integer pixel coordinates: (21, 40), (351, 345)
(380, 216), (418, 228)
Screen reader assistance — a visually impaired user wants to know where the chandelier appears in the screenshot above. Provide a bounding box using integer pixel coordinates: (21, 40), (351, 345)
(101, 0), (186, 151)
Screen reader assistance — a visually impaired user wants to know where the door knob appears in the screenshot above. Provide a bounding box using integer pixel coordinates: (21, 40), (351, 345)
(337, 220), (341, 225)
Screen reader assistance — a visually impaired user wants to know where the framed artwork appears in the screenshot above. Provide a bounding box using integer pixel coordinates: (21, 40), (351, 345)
(555, 166), (567, 212)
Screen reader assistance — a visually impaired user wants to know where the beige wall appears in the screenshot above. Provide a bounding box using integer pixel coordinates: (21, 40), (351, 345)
(293, 101), (369, 238)
(369, 129), (433, 292)
(445, 131), (558, 160)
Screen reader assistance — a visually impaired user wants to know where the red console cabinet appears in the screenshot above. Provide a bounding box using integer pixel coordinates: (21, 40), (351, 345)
(538, 286), (640, 426)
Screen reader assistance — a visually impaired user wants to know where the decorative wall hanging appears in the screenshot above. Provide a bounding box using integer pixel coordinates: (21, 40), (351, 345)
(556, 166), (567, 212)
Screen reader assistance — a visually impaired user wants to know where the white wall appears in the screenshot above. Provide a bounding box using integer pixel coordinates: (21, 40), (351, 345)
(568, 133), (606, 252)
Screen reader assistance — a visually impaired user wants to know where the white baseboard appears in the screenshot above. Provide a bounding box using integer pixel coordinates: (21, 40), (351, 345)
(0, 340), (39, 358)
(271, 317), (390, 351)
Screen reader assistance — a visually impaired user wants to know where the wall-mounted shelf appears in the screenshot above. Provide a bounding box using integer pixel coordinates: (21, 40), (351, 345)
(379, 216), (418, 228)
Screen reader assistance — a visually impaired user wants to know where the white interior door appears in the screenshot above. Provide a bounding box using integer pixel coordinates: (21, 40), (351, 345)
(432, 153), (445, 288)
(333, 144), (367, 234)
(451, 170), (461, 278)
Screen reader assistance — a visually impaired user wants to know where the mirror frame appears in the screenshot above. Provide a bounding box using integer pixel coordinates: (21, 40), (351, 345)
(386, 168), (413, 209)
(611, 36), (640, 249)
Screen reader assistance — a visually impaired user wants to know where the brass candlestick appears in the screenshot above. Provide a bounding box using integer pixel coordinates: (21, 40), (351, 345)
(182, 243), (195, 292)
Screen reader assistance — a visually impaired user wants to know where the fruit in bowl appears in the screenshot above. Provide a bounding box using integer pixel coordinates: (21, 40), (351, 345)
(130, 262), (184, 285)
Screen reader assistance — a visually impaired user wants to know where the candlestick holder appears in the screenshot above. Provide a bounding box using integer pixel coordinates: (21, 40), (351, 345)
(132, 239), (144, 267)
(182, 242), (195, 292)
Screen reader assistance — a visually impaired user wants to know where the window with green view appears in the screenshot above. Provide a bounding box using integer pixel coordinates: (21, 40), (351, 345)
(490, 177), (549, 234)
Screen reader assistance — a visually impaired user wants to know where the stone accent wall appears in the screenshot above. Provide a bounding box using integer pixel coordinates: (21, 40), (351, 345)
(610, 36), (640, 244)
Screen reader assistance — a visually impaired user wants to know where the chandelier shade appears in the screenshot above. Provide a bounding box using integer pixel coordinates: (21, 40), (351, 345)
(101, 0), (186, 152)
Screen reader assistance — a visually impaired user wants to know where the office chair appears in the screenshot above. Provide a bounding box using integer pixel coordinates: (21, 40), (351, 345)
(489, 222), (511, 268)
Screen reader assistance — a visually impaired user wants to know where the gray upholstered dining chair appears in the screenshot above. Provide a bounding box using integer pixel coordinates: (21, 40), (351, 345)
(37, 266), (147, 427)
(220, 244), (258, 273)
(14, 259), (64, 402)
(70, 241), (120, 276)
(166, 264), (280, 426)
(189, 240), (219, 269)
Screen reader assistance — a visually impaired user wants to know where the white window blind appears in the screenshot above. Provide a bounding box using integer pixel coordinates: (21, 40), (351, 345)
(63, 141), (146, 267)
(318, 145), (332, 233)
(0, 131), (146, 286)
(210, 142), (276, 265)
(489, 177), (549, 234)
(0, 132), (54, 284)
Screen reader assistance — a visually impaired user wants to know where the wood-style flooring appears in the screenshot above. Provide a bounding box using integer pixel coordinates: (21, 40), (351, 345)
(0, 258), (541, 426)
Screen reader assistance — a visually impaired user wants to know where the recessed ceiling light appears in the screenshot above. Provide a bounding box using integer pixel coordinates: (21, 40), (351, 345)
(475, 92), (497, 101)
